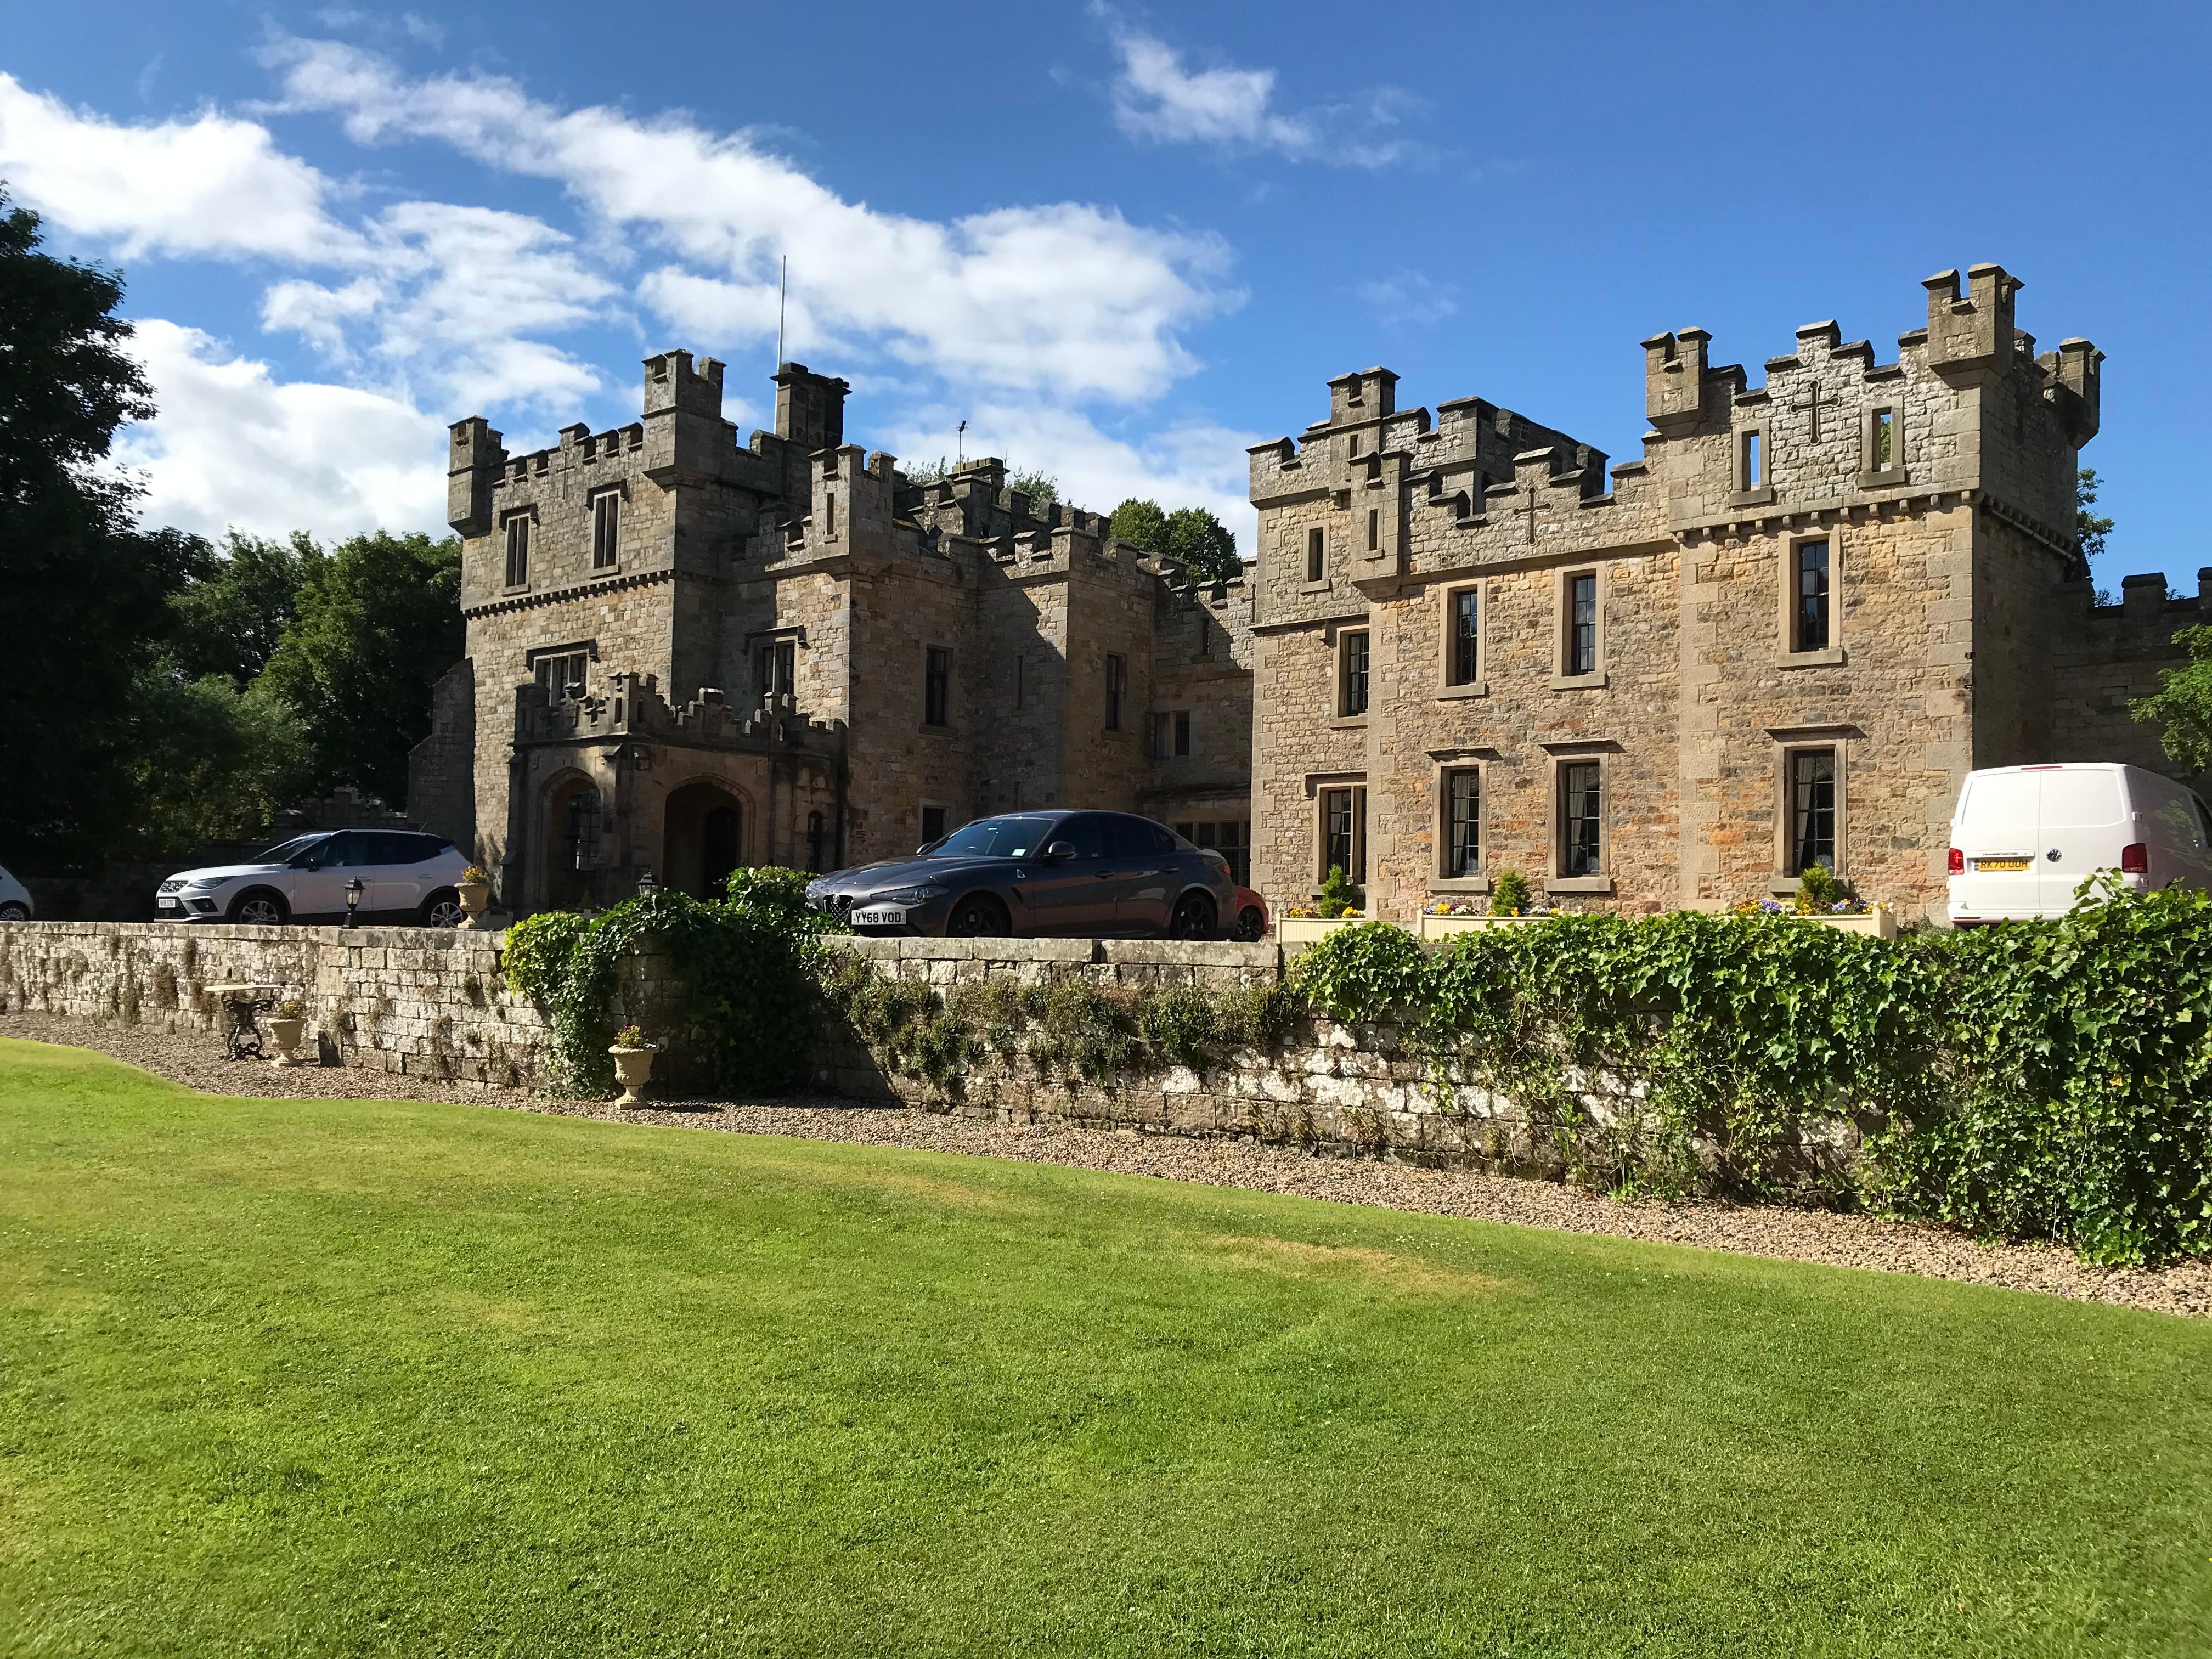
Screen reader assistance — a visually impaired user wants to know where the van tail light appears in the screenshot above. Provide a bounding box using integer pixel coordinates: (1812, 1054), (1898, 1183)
(2120, 842), (2149, 874)
(1948, 847), (1965, 874)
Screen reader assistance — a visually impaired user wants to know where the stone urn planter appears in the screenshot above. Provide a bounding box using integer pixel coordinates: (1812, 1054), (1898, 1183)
(1417, 912), (1554, 938)
(1278, 913), (1370, 951)
(456, 873), (494, 930)
(267, 1013), (308, 1068)
(608, 1039), (656, 1108)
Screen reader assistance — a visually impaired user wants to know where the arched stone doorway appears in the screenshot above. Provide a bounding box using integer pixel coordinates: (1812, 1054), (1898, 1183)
(544, 774), (602, 911)
(663, 780), (748, 899)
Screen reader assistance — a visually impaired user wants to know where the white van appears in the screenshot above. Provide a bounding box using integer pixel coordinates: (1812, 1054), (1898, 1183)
(1948, 763), (2212, 925)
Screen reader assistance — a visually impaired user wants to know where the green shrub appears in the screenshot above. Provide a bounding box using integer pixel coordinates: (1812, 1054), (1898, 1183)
(1318, 864), (1361, 918)
(1489, 870), (1532, 916)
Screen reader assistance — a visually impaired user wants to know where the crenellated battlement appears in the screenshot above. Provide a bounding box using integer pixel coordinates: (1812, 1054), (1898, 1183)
(514, 671), (846, 755)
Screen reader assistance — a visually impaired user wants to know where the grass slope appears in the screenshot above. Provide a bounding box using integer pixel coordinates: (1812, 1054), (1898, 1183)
(1, 1039), (2209, 1658)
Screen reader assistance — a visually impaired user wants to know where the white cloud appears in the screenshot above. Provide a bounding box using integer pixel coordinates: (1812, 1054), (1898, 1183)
(1105, 26), (1424, 168)
(262, 200), (616, 414)
(0, 72), (354, 262)
(1360, 271), (1460, 328)
(881, 402), (1263, 559)
(264, 36), (1234, 400)
(113, 320), (448, 540)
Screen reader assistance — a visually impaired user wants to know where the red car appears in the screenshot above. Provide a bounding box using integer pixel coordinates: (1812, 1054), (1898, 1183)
(1231, 886), (1269, 941)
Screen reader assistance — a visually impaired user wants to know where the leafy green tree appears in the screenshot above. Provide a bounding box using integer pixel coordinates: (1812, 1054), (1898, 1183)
(0, 188), (201, 868)
(1108, 497), (1239, 586)
(168, 530), (314, 688)
(1163, 505), (1240, 587)
(1109, 496), (1168, 556)
(127, 670), (314, 847)
(2131, 625), (2212, 773)
(259, 532), (464, 805)
(2077, 467), (2114, 566)
(1007, 467), (1058, 505)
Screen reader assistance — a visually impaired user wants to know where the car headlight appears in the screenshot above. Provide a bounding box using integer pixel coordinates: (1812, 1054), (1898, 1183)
(183, 877), (226, 890)
(882, 885), (946, 906)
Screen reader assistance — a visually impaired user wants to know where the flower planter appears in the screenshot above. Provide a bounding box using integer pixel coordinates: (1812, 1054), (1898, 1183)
(1277, 915), (1368, 950)
(456, 880), (494, 930)
(1808, 910), (1897, 940)
(608, 1045), (656, 1108)
(1417, 912), (1562, 938)
(266, 1015), (308, 1068)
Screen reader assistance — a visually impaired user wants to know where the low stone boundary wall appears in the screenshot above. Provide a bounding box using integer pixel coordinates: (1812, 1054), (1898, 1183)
(0, 921), (549, 1086)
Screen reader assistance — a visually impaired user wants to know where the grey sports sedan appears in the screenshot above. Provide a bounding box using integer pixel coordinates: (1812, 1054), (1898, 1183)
(806, 810), (1238, 938)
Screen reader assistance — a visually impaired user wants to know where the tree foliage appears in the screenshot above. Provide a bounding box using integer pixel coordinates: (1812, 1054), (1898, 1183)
(126, 670), (313, 847)
(258, 531), (463, 805)
(0, 189), (204, 869)
(1108, 496), (1240, 586)
(167, 530), (314, 689)
(2076, 467), (2114, 567)
(2130, 624), (2212, 773)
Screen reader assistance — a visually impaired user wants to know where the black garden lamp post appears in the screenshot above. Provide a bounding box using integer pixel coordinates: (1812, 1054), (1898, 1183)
(637, 868), (658, 898)
(344, 877), (364, 928)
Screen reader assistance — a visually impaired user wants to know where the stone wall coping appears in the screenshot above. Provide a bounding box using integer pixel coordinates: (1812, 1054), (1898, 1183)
(825, 934), (1283, 970)
(0, 919), (503, 952)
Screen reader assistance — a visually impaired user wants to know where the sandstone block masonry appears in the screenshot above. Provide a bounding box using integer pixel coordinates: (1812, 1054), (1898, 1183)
(1246, 262), (2200, 924)
(0, 922), (551, 1086)
(411, 356), (1256, 917)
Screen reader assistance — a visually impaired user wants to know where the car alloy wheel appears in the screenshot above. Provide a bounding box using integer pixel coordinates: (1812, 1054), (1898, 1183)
(946, 896), (1008, 937)
(233, 894), (286, 927)
(1233, 906), (1265, 942)
(422, 893), (465, 928)
(1169, 892), (1216, 939)
(0, 903), (27, 923)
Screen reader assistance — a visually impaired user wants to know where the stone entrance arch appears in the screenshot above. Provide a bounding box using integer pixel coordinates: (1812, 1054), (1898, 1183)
(663, 779), (750, 899)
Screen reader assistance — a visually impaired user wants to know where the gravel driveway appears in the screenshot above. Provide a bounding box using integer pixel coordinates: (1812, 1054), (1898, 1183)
(7, 1011), (2205, 1319)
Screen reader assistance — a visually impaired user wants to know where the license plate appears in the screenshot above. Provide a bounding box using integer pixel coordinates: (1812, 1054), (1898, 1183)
(1975, 858), (2032, 872)
(156, 896), (179, 910)
(850, 905), (907, 927)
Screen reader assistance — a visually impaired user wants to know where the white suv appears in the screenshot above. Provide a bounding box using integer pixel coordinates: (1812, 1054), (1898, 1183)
(157, 830), (472, 927)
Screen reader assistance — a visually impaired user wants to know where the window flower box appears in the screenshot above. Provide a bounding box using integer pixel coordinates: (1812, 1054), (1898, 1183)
(1278, 913), (1368, 950)
(1417, 912), (1554, 938)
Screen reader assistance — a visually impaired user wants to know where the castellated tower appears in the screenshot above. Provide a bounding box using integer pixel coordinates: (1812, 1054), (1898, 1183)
(406, 357), (1255, 914)
(1242, 262), (2180, 925)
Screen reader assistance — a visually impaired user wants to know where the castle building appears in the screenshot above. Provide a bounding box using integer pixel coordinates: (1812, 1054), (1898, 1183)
(408, 356), (1254, 912)
(1243, 263), (2199, 923)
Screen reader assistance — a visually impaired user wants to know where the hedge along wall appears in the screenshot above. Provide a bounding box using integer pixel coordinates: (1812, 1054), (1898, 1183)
(0, 921), (551, 1086)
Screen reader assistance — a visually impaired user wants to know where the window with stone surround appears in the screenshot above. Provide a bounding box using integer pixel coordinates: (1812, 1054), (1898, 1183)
(1564, 572), (1599, 677)
(1306, 527), (1326, 584)
(1338, 628), (1370, 718)
(1442, 767), (1481, 878)
(503, 512), (532, 589)
(1014, 653), (1026, 709)
(1739, 428), (1763, 491)
(1150, 710), (1191, 760)
(1793, 540), (1832, 652)
(1446, 586), (1480, 686)
(1559, 760), (1603, 877)
(1869, 408), (1895, 470)
(532, 649), (589, 702)
(1367, 507), (1379, 553)
(755, 639), (795, 701)
(923, 646), (950, 729)
(590, 489), (620, 571)
(1105, 653), (1126, 731)
(920, 803), (947, 847)
(1787, 747), (1838, 874)
(1319, 785), (1367, 883)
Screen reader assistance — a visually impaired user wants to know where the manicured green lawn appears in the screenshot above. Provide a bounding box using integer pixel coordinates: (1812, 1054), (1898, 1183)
(2, 1040), (2208, 1657)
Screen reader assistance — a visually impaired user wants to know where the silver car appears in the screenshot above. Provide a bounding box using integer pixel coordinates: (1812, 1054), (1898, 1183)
(0, 863), (31, 922)
(156, 830), (472, 927)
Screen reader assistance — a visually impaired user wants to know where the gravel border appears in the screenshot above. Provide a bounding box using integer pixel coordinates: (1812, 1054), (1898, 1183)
(7, 1011), (2207, 1319)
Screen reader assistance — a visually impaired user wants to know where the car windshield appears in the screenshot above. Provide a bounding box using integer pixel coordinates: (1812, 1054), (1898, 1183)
(254, 834), (330, 864)
(926, 815), (1061, 859)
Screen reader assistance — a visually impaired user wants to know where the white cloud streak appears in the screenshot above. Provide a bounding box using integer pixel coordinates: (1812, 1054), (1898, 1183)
(264, 36), (1234, 401)
(1105, 25), (1424, 168)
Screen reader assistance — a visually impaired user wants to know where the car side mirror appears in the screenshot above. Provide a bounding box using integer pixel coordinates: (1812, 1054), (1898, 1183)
(300, 857), (321, 871)
(1042, 840), (1076, 862)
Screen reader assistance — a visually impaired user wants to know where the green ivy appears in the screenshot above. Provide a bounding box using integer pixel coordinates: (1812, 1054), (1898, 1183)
(1289, 881), (2212, 1265)
(504, 867), (840, 1097)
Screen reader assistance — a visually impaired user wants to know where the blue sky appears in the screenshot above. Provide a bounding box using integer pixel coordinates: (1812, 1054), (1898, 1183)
(3, 2), (2206, 590)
